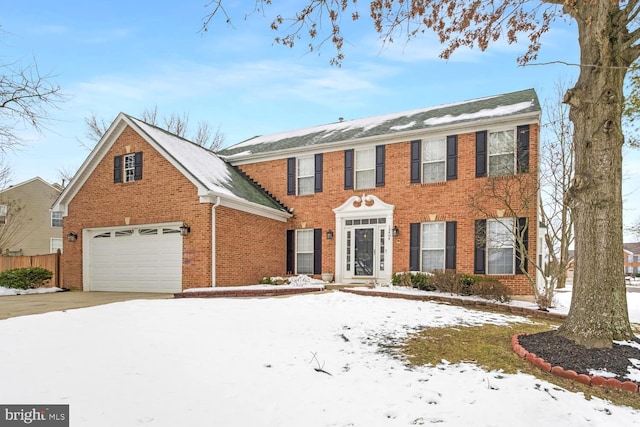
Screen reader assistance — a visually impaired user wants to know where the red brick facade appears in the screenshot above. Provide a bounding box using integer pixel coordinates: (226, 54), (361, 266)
(238, 126), (539, 295)
(62, 125), (288, 290)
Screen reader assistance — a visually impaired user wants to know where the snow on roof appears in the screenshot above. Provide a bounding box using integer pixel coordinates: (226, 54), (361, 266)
(129, 116), (285, 212)
(219, 88), (540, 159)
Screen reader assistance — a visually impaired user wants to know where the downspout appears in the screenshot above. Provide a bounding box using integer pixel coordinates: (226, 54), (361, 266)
(211, 196), (221, 287)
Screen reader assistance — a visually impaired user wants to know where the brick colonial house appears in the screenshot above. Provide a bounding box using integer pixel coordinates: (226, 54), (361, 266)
(54, 88), (541, 294)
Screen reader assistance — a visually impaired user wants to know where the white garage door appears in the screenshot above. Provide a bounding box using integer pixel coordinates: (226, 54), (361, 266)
(85, 223), (183, 292)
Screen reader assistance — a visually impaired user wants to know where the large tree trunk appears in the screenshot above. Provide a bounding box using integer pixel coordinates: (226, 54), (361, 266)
(559, 1), (635, 348)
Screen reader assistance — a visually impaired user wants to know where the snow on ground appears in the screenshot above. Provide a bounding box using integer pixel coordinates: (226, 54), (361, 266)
(0, 291), (639, 426)
(0, 286), (64, 296)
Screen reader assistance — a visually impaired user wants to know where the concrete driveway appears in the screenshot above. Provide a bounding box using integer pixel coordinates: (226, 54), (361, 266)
(0, 291), (173, 320)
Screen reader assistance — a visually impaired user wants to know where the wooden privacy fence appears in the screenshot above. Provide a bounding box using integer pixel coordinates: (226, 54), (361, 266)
(0, 250), (64, 288)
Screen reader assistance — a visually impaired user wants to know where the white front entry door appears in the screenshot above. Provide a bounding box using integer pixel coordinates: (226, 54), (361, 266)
(333, 195), (394, 284)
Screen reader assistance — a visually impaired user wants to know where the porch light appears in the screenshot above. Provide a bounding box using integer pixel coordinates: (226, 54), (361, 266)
(392, 226), (400, 238)
(326, 229), (334, 240)
(179, 224), (191, 237)
(67, 232), (78, 242)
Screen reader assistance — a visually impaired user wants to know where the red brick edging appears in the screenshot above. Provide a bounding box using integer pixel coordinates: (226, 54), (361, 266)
(512, 334), (640, 393)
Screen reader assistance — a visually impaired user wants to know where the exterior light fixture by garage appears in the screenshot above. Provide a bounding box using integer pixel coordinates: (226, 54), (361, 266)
(179, 223), (191, 237)
(67, 232), (78, 242)
(326, 229), (334, 240)
(392, 226), (400, 238)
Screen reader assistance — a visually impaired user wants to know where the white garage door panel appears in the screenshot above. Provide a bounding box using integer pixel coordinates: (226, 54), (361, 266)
(87, 225), (182, 292)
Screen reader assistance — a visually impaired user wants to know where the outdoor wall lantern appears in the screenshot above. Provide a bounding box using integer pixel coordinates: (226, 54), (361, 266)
(179, 223), (191, 237)
(326, 229), (334, 240)
(392, 226), (400, 238)
(67, 232), (78, 242)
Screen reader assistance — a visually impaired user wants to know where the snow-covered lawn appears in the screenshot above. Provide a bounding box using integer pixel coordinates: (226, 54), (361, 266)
(0, 291), (639, 426)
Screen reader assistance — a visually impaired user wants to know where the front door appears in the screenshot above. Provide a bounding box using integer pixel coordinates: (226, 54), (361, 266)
(344, 219), (388, 281)
(333, 194), (395, 284)
(354, 227), (375, 276)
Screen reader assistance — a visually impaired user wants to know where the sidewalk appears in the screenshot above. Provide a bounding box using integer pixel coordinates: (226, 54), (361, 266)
(0, 291), (172, 320)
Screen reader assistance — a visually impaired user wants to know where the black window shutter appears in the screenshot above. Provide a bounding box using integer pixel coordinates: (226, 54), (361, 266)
(446, 135), (458, 181)
(517, 125), (530, 173)
(134, 152), (143, 180)
(409, 223), (421, 271)
(474, 219), (487, 274)
(410, 140), (421, 183)
(313, 228), (322, 275)
(314, 153), (323, 193)
(516, 217), (529, 274)
(286, 230), (295, 274)
(113, 155), (122, 183)
(375, 145), (385, 187)
(287, 158), (296, 195)
(344, 149), (354, 190)
(445, 221), (457, 270)
(476, 131), (487, 178)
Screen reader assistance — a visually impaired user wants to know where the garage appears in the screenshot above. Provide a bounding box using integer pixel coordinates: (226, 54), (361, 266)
(84, 223), (183, 293)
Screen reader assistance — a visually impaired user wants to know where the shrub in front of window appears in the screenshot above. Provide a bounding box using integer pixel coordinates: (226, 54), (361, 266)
(391, 271), (435, 291)
(0, 267), (53, 289)
(470, 278), (511, 303)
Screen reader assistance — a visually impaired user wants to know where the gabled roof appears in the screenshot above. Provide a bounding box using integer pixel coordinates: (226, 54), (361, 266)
(1, 177), (62, 195)
(53, 114), (290, 221)
(624, 242), (640, 255)
(219, 88), (541, 161)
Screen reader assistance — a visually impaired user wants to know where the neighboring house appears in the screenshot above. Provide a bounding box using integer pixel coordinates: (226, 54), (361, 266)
(566, 250), (575, 282)
(0, 177), (63, 256)
(54, 88), (541, 294)
(623, 243), (640, 276)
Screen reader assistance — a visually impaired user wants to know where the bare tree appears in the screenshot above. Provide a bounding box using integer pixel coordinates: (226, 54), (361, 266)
(540, 81), (574, 290)
(0, 161), (30, 254)
(468, 171), (553, 308)
(202, 0), (637, 348)
(0, 58), (64, 152)
(83, 107), (226, 151)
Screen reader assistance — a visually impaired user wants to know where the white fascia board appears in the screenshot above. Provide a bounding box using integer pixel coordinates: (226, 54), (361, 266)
(52, 115), (130, 216)
(200, 191), (291, 222)
(225, 111), (541, 166)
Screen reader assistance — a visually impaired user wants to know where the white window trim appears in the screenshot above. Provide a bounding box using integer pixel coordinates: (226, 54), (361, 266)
(421, 139), (446, 184)
(124, 153), (136, 183)
(296, 156), (315, 195)
(486, 218), (515, 275)
(295, 229), (314, 275)
(488, 128), (516, 177)
(420, 222), (445, 272)
(51, 211), (63, 227)
(355, 147), (375, 190)
(0, 204), (6, 225)
(50, 237), (63, 253)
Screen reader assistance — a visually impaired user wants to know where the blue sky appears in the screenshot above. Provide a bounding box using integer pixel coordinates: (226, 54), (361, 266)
(3, 1), (640, 236)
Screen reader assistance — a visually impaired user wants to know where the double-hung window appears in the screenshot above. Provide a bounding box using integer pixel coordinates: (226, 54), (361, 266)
(421, 222), (445, 271)
(297, 157), (315, 195)
(422, 139), (446, 183)
(488, 130), (515, 177)
(50, 238), (63, 253)
(51, 211), (63, 227)
(114, 152), (143, 183)
(0, 204), (6, 225)
(487, 218), (515, 274)
(287, 154), (323, 195)
(295, 229), (314, 274)
(355, 148), (376, 189)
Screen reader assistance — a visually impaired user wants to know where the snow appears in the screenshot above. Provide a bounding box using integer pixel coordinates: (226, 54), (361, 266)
(227, 96), (500, 150)
(0, 286), (64, 296)
(129, 116), (237, 197)
(422, 101), (534, 126)
(1, 291), (639, 426)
